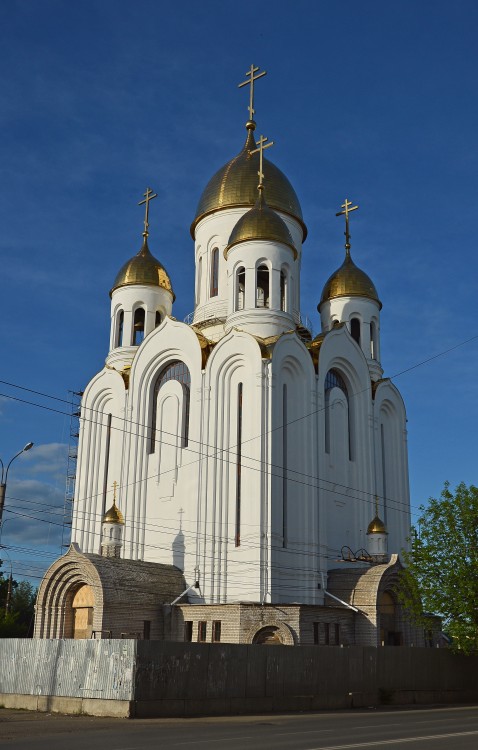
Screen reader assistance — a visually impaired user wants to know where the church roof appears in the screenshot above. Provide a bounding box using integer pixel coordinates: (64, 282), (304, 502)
(319, 248), (381, 309)
(191, 122), (306, 240)
(110, 237), (175, 299)
(225, 189), (296, 257)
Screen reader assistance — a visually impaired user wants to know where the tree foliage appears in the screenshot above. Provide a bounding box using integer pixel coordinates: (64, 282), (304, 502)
(0, 562), (37, 637)
(399, 482), (478, 653)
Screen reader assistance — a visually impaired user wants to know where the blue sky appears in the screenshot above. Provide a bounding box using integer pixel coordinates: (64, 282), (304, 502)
(1, 0), (478, 585)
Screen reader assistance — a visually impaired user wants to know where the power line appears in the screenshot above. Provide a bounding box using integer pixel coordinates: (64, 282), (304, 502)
(2, 330), (477, 519)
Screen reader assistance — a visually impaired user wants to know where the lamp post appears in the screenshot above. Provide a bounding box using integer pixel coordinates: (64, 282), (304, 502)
(0, 442), (34, 525)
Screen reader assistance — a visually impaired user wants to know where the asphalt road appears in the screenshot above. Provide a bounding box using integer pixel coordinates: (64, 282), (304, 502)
(1, 705), (478, 749)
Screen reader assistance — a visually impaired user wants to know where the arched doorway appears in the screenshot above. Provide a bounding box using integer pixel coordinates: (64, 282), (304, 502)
(71, 584), (95, 639)
(252, 626), (284, 645)
(378, 590), (402, 646)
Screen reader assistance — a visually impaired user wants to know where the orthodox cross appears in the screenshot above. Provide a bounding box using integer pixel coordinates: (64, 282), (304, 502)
(238, 64), (267, 122)
(250, 134), (274, 190)
(112, 480), (118, 502)
(138, 187), (158, 238)
(336, 198), (358, 251)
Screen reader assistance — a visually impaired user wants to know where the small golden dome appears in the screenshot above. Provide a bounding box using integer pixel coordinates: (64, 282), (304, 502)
(110, 237), (175, 299)
(191, 123), (306, 240)
(103, 501), (125, 525)
(225, 189), (296, 258)
(319, 249), (381, 309)
(367, 515), (387, 534)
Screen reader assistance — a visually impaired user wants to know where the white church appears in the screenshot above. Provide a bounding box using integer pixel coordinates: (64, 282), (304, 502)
(35, 68), (426, 647)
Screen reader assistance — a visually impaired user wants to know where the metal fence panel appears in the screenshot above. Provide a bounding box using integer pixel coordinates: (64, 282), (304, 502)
(0, 639), (136, 701)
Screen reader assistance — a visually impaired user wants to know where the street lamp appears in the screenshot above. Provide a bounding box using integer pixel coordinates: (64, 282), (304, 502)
(0, 442), (34, 525)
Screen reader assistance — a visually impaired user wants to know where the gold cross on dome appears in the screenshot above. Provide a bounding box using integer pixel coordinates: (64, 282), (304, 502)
(112, 480), (118, 502)
(250, 134), (274, 189)
(138, 187), (158, 238)
(336, 198), (359, 251)
(238, 64), (267, 122)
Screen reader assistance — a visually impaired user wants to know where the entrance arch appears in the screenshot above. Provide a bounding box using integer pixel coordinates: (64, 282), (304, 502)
(252, 626), (283, 645)
(71, 584), (95, 639)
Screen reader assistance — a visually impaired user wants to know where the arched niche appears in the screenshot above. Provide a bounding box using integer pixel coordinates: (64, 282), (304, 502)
(69, 583), (95, 640)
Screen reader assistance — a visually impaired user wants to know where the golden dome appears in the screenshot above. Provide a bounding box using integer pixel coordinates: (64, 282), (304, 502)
(367, 515), (387, 534)
(110, 237), (175, 300)
(103, 501), (125, 525)
(319, 249), (381, 309)
(225, 189), (296, 258)
(191, 122), (306, 240)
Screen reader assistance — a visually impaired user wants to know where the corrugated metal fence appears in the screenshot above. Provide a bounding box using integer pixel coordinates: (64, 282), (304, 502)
(0, 639), (136, 701)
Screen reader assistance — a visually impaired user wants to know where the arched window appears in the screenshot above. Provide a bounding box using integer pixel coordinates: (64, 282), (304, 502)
(325, 368), (352, 460)
(150, 361), (191, 453)
(370, 321), (377, 359)
(280, 270), (287, 311)
(133, 308), (145, 345)
(155, 311), (162, 328)
(236, 266), (245, 311)
(256, 264), (269, 308)
(116, 310), (124, 347)
(350, 317), (361, 346)
(210, 248), (219, 297)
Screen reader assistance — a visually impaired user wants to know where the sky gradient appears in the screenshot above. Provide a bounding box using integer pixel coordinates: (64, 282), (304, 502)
(1, 0), (477, 585)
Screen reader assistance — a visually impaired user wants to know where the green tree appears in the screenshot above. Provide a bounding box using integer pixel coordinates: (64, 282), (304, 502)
(399, 482), (478, 653)
(0, 562), (37, 637)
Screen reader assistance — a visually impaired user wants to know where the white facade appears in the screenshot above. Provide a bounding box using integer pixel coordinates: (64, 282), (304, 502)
(71, 121), (410, 608)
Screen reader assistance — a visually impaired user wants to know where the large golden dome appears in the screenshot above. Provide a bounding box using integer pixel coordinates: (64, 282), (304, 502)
(319, 249), (381, 309)
(225, 189), (296, 258)
(111, 237), (175, 300)
(191, 123), (306, 240)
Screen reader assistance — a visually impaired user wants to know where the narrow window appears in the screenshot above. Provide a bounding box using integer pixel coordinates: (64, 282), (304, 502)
(280, 270), (287, 311)
(256, 264), (269, 308)
(282, 384), (288, 548)
(150, 361), (191, 453)
(350, 317), (360, 345)
(335, 623), (341, 645)
(143, 621), (151, 640)
(210, 248), (219, 297)
(155, 311), (162, 328)
(133, 308), (145, 345)
(370, 321), (377, 359)
(380, 423), (387, 522)
(235, 383), (243, 547)
(184, 621), (193, 642)
(236, 266), (245, 311)
(212, 621), (221, 643)
(116, 310), (124, 347)
(324, 622), (330, 646)
(198, 621), (207, 642)
(197, 256), (202, 304)
(313, 622), (320, 645)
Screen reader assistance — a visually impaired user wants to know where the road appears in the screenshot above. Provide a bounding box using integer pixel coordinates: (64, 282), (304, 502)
(1, 705), (478, 749)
